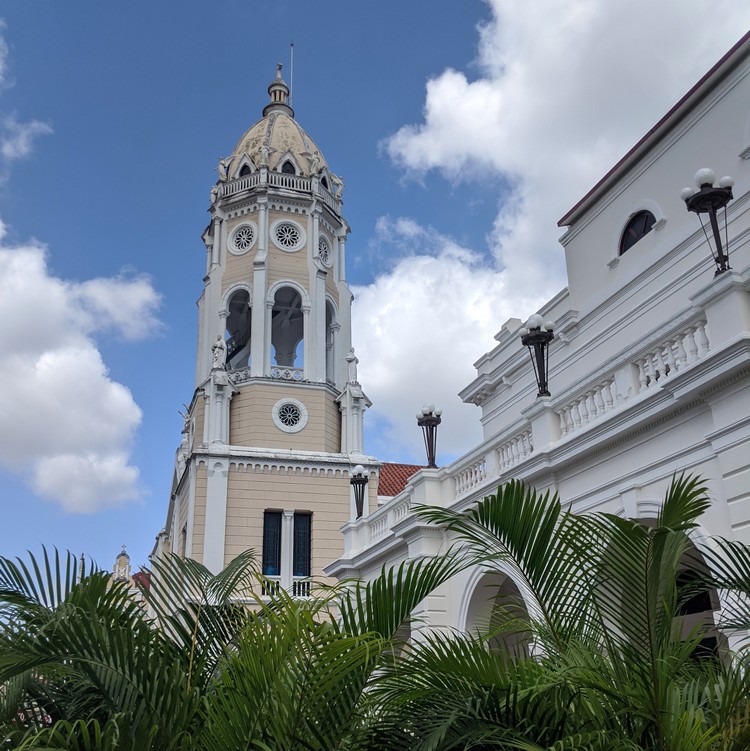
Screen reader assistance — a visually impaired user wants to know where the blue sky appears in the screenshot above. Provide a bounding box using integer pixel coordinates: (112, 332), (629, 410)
(1, 1), (748, 572)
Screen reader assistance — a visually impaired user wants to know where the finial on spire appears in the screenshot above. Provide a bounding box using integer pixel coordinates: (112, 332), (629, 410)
(263, 63), (294, 118)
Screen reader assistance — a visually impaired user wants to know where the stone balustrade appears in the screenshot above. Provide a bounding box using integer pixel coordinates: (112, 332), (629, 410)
(453, 458), (488, 497)
(497, 430), (533, 471)
(634, 319), (709, 392)
(557, 377), (618, 436)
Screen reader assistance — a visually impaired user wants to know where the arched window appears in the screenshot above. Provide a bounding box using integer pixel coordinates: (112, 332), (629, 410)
(281, 160), (296, 175)
(271, 286), (304, 368)
(619, 210), (656, 255)
(321, 176), (329, 189)
(239, 164), (251, 177)
(225, 290), (251, 370)
(325, 301), (336, 383)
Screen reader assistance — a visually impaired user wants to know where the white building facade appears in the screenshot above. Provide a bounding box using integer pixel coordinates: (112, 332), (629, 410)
(327, 34), (750, 638)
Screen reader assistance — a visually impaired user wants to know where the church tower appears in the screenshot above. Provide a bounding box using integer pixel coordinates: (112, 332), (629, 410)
(154, 66), (374, 589)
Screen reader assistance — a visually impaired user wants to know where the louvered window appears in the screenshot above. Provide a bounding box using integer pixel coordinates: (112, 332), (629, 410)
(292, 512), (311, 577)
(262, 511), (282, 576)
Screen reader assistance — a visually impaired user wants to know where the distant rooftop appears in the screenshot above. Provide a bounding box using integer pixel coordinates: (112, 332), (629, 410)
(378, 462), (424, 497)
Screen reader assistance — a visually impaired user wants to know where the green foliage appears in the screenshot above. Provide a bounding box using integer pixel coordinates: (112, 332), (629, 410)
(1, 476), (749, 750)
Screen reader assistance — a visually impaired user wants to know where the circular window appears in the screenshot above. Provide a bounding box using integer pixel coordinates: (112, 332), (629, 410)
(230, 223), (257, 254)
(273, 222), (303, 251)
(278, 403), (301, 426)
(619, 211), (656, 256)
(272, 398), (309, 433)
(318, 236), (332, 266)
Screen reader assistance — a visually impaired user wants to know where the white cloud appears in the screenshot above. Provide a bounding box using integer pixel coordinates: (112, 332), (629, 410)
(0, 115), (52, 162)
(354, 0), (750, 468)
(354, 218), (541, 463)
(0, 229), (161, 513)
(362, 2), (750, 466)
(385, 0), (750, 299)
(0, 21), (8, 88)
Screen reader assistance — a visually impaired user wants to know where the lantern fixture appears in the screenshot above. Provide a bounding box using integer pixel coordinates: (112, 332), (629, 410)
(350, 464), (368, 519)
(519, 314), (555, 398)
(416, 403), (442, 468)
(681, 168), (734, 276)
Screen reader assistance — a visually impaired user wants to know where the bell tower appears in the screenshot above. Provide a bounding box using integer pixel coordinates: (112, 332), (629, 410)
(155, 66), (375, 584)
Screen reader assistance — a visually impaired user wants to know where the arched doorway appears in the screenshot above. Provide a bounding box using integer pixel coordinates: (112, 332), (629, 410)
(463, 571), (531, 658)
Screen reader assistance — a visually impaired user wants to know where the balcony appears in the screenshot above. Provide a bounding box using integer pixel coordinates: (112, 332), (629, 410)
(219, 170), (342, 214)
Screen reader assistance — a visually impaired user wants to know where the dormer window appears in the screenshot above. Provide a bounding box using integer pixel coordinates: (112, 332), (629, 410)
(281, 160), (296, 175)
(619, 210), (656, 255)
(239, 164), (251, 177)
(321, 176), (329, 189)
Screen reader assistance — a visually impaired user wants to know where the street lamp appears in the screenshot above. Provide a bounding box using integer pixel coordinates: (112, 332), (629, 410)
(681, 168), (734, 276)
(350, 464), (368, 519)
(519, 314), (555, 397)
(416, 403), (442, 468)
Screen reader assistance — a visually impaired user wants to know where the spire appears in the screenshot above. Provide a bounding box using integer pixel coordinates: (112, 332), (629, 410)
(263, 63), (295, 118)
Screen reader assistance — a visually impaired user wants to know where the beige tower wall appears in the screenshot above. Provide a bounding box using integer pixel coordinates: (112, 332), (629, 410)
(229, 382), (341, 453)
(191, 466), (208, 562)
(224, 464), (350, 582)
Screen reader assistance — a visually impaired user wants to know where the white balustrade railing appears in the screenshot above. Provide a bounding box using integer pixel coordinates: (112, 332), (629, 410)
(370, 513), (389, 541)
(268, 172), (311, 191)
(219, 171), (341, 212)
(497, 430), (533, 471)
(221, 173), (261, 197)
(557, 377), (618, 436)
(291, 577), (311, 598)
(634, 319), (709, 392)
(271, 366), (304, 381)
(318, 184), (341, 212)
(453, 458), (487, 496)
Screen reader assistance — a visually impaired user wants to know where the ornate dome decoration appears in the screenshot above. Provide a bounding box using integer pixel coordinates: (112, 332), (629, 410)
(222, 65), (342, 184)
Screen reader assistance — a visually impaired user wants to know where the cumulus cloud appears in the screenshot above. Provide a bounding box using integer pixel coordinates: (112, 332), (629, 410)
(359, 2), (750, 465)
(385, 0), (750, 300)
(0, 24), (52, 175)
(0, 225), (161, 512)
(0, 114), (52, 162)
(354, 218), (539, 463)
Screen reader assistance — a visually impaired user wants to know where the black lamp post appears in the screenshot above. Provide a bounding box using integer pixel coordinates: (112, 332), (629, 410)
(350, 464), (368, 519)
(416, 403), (442, 468)
(519, 314), (555, 397)
(681, 168), (734, 276)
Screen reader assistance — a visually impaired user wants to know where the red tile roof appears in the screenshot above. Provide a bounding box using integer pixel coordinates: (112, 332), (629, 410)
(378, 462), (424, 497)
(132, 571), (151, 589)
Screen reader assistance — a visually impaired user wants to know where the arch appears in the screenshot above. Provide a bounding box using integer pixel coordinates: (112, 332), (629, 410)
(231, 155), (256, 179)
(325, 297), (339, 383)
(462, 569), (531, 659)
(607, 516), (724, 662)
(612, 199), (666, 261)
(274, 151), (302, 175)
(268, 282), (309, 369)
(224, 286), (253, 370)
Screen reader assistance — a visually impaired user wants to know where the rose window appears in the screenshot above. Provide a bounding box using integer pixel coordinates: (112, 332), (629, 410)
(277, 403), (301, 427)
(275, 223), (301, 249)
(318, 236), (331, 266)
(233, 225), (254, 251)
